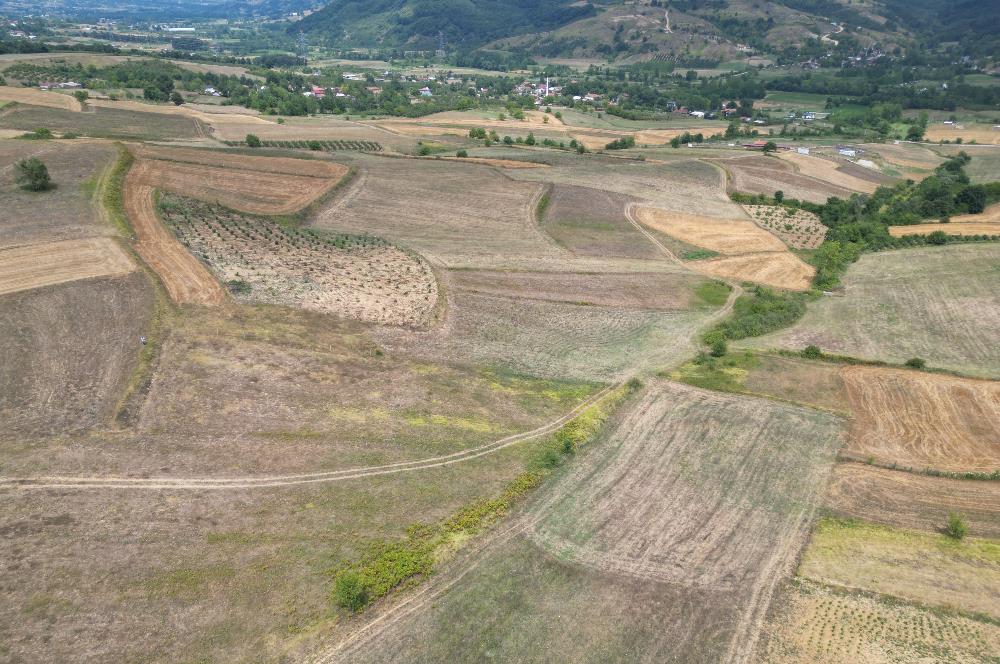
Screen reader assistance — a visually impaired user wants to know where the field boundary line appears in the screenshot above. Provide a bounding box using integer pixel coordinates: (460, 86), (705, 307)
(0, 385), (615, 490)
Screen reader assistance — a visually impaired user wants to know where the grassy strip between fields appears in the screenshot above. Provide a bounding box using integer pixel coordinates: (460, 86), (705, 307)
(330, 380), (640, 613)
(102, 144), (135, 236)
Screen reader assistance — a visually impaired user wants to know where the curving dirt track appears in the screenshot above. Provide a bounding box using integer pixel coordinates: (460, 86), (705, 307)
(123, 171), (226, 305)
(840, 366), (1000, 472)
(128, 158), (342, 216)
(824, 462), (1000, 538)
(0, 237), (134, 296)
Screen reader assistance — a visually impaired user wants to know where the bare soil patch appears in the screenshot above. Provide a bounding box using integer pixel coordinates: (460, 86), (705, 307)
(450, 269), (701, 310)
(0, 272), (153, 438)
(757, 579), (1000, 664)
(0, 237), (134, 296)
(742, 204), (827, 249)
(160, 195), (437, 325)
(825, 463), (1000, 539)
(123, 170), (226, 305)
(840, 366), (1000, 473)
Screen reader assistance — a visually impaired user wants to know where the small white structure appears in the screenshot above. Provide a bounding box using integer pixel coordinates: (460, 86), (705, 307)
(796, 147), (810, 155)
(839, 148), (857, 157)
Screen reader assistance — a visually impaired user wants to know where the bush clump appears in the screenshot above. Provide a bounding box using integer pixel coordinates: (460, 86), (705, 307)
(905, 357), (926, 369)
(944, 512), (968, 540)
(245, 133), (261, 148)
(707, 286), (809, 341)
(14, 157), (52, 191)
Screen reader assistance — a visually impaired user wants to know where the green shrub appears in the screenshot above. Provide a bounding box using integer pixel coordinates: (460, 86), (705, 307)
(802, 345), (823, 359)
(455, 149), (468, 158)
(418, 145), (432, 156)
(14, 157), (51, 191)
(308, 140), (323, 151)
(333, 572), (368, 612)
(927, 230), (949, 245)
(944, 512), (967, 540)
(710, 339), (728, 357)
(708, 286), (809, 341)
(245, 134), (261, 148)
(904, 357), (926, 369)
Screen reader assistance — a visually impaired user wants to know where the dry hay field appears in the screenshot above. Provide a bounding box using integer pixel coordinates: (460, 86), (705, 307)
(776, 151), (880, 194)
(210, 115), (400, 144)
(541, 183), (664, 259)
(0, 140), (117, 248)
(742, 204), (827, 249)
(128, 154), (346, 216)
(0, 104), (206, 141)
(316, 154), (564, 266)
(714, 155), (856, 204)
(825, 463), (1000, 539)
(865, 141), (943, 174)
(757, 579), (1000, 664)
(0, 237), (134, 296)
(0, 85), (81, 111)
(334, 382), (844, 663)
(634, 206), (815, 290)
(0, 271), (153, 438)
(160, 195), (437, 325)
(0, 302), (603, 663)
(375, 282), (717, 382)
(839, 366), (1000, 473)
(508, 156), (738, 219)
(799, 517), (1000, 620)
(743, 244), (1000, 378)
(450, 268), (703, 311)
(925, 122), (1000, 145)
(888, 201), (1000, 237)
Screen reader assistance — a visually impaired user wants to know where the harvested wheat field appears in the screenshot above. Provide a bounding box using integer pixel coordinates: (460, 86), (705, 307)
(160, 195), (437, 325)
(334, 382), (844, 663)
(925, 123), (1000, 145)
(889, 201), (1000, 236)
(123, 172), (225, 305)
(634, 206), (815, 289)
(128, 157), (344, 216)
(635, 206), (787, 253)
(714, 155), (855, 204)
(825, 463), (1000, 538)
(742, 205), (827, 248)
(757, 579), (1000, 664)
(777, 151), (879, 193)
(0, 86), (80, 111)
(799, 517), (1000, 620)
(0, 272), (153, 438)
(316, 154), (563, 266)
(743, 244), (1000, 377)
(689, 252), (815, 290)
(840, 366), (1000, 473)
(0, 237), (134, 296)
(866, 141), (943, 172)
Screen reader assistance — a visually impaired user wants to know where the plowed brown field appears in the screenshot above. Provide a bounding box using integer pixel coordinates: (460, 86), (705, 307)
(824, 463), (1000, 538)
(0, 238), (134, 296)
(841, 366), (1000, 472)
(634, 206), (814, 289)
(128, 158), (343, 215)
(123, 173), (225, 305)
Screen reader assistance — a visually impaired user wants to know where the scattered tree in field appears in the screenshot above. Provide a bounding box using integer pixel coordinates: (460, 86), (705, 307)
(944, 512), (967, 540)
(334, 571), (368, 611)
(762, 141), (778, 154)
(73, 90), (89, 104)
(245, 134), (262, 148)
(308, 140), (323, 151)
(774, 190), (784, 203)
(905, 357), (926, 369)
(455, 149), (468, 157)
(802, 345), (822, 359)
(525, 132), (536, 146)
(418, 144), (432, 156)
(170, 91), (184, 105)
(927, 230), (949, 245)
(710, 339), (728, 357)
(14, 157), (51, 191)
(503, 135), (514, 145)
